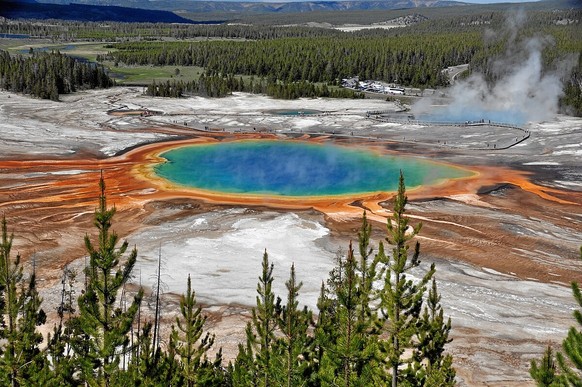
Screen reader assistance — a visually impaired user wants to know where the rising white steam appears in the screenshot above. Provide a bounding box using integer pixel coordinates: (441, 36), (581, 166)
(412, 9), (577, 125)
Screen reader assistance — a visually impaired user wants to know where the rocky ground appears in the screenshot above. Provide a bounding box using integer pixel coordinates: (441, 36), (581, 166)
(0, 87), (581, 385)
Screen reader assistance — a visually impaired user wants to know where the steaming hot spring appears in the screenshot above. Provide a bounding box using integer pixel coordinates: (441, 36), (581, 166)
(151, 140), (473, 197)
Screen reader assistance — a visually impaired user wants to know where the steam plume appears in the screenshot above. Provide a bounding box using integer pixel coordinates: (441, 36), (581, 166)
(412, 9), (578, 125)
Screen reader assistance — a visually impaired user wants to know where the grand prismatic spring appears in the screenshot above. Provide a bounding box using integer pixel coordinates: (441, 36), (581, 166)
(153, 140), (473, 197)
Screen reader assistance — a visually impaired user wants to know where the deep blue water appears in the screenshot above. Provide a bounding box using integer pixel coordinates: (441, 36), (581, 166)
(417, 108), (525, 126)
(271, 109), (320, 116)
(0, 34), (30, 39)
(154, 141), (472, 197)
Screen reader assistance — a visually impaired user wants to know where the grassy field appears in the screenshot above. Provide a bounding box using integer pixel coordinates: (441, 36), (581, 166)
(2, 41), (111, 61)
(0, 39), (208, 85)
(0, 38), (49, 51)
(105, 64), (206, 85)
(57, 42), (112, 62)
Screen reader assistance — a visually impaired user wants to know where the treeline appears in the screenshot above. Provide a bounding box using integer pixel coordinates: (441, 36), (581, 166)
(562, 54), (582, 116)
(0, 19), (343, 42)
(0, 49), (113, 101)
(76, 23), (341, 42)
(0, 174), (455, 386)
(240, 6), (582, 29)
(2, 9), (580, 42)
(146, 75), (364, 99)
(378, 9), (582, 36)
(102, 34), (474, 88)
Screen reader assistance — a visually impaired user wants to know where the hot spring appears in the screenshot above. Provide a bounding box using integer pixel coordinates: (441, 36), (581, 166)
(412, 106), (526, 126)
(269, 109), (321, 116)
(154, 141), (473, 197)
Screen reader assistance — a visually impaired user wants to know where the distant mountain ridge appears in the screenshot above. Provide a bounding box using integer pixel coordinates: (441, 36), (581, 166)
(30, 0), (467, 15)
(5, 0), (578, 23)
(0, 1), (199, 23)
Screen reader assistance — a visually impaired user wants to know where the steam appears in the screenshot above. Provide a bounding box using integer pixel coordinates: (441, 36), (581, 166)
(412, 9), (577, 125)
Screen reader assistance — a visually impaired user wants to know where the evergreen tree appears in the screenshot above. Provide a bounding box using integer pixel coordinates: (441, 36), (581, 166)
(252, 250), (279, 386)
(531, 246), (582, 386)
(46, 266), (77, 385)
(316, 240), (380, 386)
(531, 346), (562, 386)
(170, 274), (216, 386)
(232, 325), (259, 386)
(68, 176), (143, 386)
(313, 280), (335, 385)
(233, 250), (279, 386)
(356, 211), (379, 333)
(0, 216), (47, 387)
(408, 278), (456, 386)
(0, 49), (113, 100)
(123, 321), (169, 386)
(558, 249), (582, 385)
(376, 171), (436, 386)
(273, 264), (313, 387)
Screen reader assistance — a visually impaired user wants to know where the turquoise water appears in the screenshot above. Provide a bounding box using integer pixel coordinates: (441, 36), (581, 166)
(271, 109), (320, 116)
(154, 141), (472, 197)
(1, 34), (31, 39)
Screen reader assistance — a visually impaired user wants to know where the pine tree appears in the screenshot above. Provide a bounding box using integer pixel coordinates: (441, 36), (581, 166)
(232, 325), (259, 386)
(233, 250), (279, 387)
(408, 278), (456, 386)
(530, 246), (582, 386)
(530, 346), (561, 386)
(252, 250), (279, 386)
(357, 211), (377, 323)
(0, 216), (47, 387)
(68, 176), (143, 386)
(333, 243), (375, 386)
(376, 171), (435, 387)
(124, 321), (169, 386)
(313, 280), (335, 384)
(46, 266), (77, 385)
(316, 241), (380, 386)
(558, 249), (582, 385)
(171, 274), (216, 386)
(273, 264), (313, 387)
(151, 247), (163, 357)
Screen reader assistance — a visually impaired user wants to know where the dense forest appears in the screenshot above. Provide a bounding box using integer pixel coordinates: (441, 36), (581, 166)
(0, 19), (344, 41)
(102, 34), (473, 88)
(145, 76), (364, 99)
(0, 175), (456, 386)
(0, 49), (113, 101)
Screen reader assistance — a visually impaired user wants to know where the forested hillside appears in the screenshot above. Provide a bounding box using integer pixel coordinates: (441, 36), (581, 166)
(0, 49), (113, 100)
(29, 0), (466, 15)
(0, 1), (195, 24)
